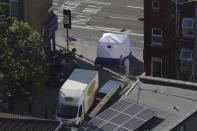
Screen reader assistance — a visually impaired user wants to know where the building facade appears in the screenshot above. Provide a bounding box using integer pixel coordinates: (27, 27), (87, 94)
(8, 0), (58, 59)
(144, 0), (197, 81)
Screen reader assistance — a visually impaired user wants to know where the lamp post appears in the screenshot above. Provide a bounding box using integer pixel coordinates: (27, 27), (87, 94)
(63, 9), (71, 51)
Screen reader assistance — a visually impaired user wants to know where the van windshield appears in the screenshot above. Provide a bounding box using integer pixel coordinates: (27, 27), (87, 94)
(57, 104), (78, 119)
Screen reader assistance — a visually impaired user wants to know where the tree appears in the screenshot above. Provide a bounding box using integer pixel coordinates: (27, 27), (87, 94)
(0, 2), (47, 99)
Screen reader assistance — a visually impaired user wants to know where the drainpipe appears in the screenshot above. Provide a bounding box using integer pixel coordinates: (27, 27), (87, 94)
(193, 3), (197, 82)
(175, 0), (179, 79)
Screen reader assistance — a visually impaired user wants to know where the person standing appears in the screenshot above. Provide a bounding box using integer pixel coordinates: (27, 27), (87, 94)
(124, 58), (130, 76)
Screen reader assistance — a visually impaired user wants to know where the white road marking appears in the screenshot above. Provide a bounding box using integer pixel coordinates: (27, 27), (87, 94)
(72, 25), (144, 37)
(79, 0), (111, 6)
(109, 16), (138, 21)
(54, 0), (107, 23)
(54, 1), (81, 22)
(82, 6), (102, 14)
(53, 1), (143, 37)
(63, 1), (80, 11)
(127, 5), (144, 9)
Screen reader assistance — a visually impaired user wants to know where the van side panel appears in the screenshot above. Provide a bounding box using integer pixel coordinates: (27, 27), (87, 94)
(85, 73), (98, 113)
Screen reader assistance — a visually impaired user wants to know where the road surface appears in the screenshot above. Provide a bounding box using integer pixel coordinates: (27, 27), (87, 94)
(53, 0), (144, 48)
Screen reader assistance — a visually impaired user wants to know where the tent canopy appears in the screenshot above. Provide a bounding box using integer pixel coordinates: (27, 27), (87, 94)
(97, 33), (131, 59)
(95, 33), (132, 67)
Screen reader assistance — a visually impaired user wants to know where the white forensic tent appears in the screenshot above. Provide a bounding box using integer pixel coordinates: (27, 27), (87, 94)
(97, 33), (131, 59)
(95, 33), (132, 67)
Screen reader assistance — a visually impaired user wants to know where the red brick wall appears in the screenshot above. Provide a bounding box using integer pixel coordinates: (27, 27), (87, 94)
(144, 0), (195, 79)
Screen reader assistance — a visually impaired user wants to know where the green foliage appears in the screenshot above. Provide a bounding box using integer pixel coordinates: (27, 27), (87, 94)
(0, 3), (47, 99)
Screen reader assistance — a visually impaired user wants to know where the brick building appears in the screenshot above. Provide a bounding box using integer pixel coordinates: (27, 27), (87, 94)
(144, 0), (197, 81)
(8, 0), (58, 59)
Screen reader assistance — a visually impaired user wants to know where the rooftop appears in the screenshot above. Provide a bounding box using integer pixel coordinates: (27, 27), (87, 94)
(79, 75), (197, 131)
(0, 113), (61, 131)
(122, 76), (197, 131)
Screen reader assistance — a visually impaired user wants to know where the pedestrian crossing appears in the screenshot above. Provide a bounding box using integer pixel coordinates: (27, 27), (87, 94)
(53, 0), (110, 24)
(52, 0), (144, 36)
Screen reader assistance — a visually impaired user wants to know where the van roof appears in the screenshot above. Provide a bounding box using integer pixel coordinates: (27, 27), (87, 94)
(61, 68), (98, 90)
(60, 69), (98, 103)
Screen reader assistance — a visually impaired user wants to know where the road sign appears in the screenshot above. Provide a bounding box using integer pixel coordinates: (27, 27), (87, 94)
(63, 9), (71, 29)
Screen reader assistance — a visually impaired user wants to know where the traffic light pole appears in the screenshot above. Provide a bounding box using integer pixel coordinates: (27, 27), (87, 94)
(67, 28), (69, 51)
(63, 9), (71, 52)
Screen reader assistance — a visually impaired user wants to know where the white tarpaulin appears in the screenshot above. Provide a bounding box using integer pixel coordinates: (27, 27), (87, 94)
(97, 33), (131, 59)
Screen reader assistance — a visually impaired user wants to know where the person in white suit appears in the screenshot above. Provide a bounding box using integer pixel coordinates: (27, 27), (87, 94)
(125, 58), (130, 76)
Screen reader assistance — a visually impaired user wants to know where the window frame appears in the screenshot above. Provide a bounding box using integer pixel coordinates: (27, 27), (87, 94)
(182, 17), (194, 38)
(180, 49), (193, 61)
(151, 57), (162, 77)
(182, 18), (194, 29)
(152, 1), (160, 10)
(9, 0), (20, 18)
(152, 28), (163, 46)
(180, 49), (193, 72)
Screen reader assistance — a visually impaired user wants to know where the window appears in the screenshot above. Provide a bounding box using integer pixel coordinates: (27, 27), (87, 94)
(57, 104), (78, 119)
(9, 0), (20, 18)
(151, 57), (162, 77)
(180, 49), (193, 61)
(180, 49), (193, 72)
(182, 18), (194, 38)
(152, 1), (159, 10)
(152, 28), (162, 46)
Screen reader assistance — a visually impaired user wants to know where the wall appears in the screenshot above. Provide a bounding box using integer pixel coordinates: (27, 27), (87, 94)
(144, 0), (177, 78)
(172, 111), (197, 131)
(193, 3), (197, 82)
(144, 0), (195, 80)
(144, 0), (151, 75)
(23, 0), (53, 34)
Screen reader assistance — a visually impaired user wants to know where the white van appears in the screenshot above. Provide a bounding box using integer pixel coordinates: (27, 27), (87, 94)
(56, 69), (98, 126)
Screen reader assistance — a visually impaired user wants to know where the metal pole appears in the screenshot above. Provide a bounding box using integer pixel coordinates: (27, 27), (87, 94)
(175, 0), (179, 79)
(137, 87), (141, 104)
(67, 28), (69, 51)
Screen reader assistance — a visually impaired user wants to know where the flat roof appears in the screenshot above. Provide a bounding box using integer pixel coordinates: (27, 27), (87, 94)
(122, 76), (197, 131)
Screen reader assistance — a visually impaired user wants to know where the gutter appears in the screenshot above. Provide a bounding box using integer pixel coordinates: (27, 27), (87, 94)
(54, 121), (62, 131)
(139, 75), (197, 89)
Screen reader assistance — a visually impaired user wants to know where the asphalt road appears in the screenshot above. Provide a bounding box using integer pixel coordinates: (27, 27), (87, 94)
(53, 0), (144, 48)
